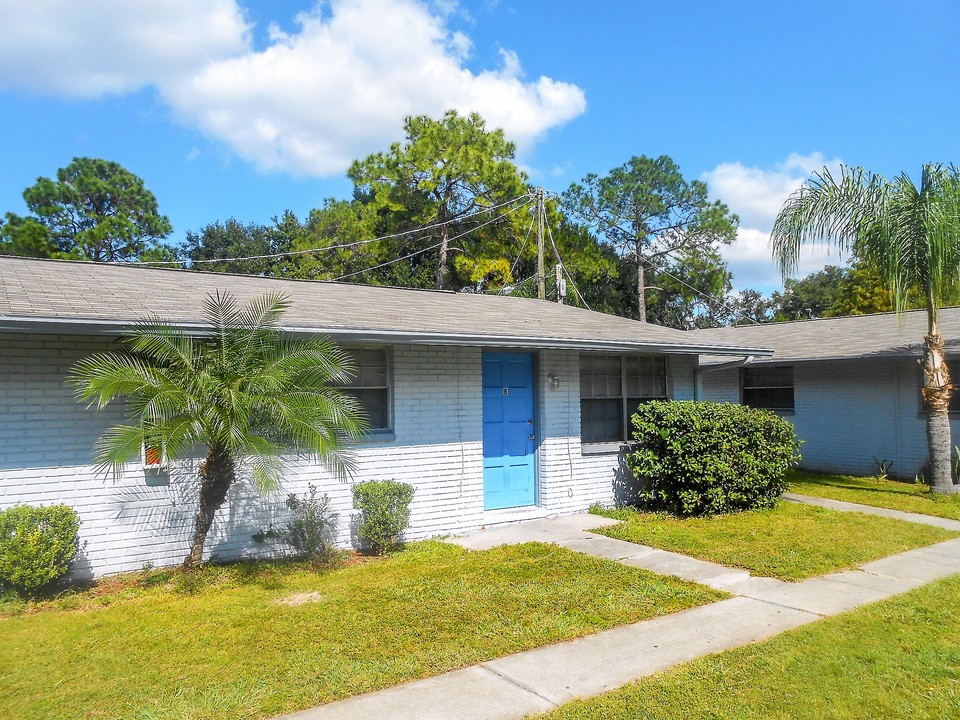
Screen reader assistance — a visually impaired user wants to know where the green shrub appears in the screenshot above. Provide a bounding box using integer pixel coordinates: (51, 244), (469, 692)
(352, 480), (415, 555)
(0, 504), (81, 593)
(285, 484), (341, 567)
(627, 400), (801, 516)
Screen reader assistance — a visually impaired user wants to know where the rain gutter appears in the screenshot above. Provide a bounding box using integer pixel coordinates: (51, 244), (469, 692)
(694, 355), (757, 400)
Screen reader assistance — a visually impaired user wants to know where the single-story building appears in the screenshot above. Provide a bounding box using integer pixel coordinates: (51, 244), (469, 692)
(0, 256), (767, 578)
(692, 309), (960, 480)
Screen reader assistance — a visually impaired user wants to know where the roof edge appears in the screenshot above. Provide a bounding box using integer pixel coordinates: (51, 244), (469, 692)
(0, 315), (774, 357)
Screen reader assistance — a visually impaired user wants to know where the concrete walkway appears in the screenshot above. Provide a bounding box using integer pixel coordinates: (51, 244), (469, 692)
(280, 502), (960, 720)
(785, 491), (960, 531)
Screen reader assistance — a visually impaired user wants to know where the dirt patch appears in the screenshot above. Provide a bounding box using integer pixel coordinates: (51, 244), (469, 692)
(276, 591), (325, 606)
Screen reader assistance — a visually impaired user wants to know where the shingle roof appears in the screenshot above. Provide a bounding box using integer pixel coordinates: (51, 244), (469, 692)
(0, 257), (769, 356)
(692, 308), (960, 364)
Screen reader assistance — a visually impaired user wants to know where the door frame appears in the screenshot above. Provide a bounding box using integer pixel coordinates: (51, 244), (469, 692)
(480, 349), (541, 510)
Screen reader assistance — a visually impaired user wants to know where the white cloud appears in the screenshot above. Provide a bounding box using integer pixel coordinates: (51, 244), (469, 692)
(163, 0), (585, 175)
(0, 0), (251, 97)
(701, 153), (847, 291)
(0, 0), (586, 177)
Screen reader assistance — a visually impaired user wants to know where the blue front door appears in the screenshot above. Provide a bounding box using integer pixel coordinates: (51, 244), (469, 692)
(482, 352), (536, 510)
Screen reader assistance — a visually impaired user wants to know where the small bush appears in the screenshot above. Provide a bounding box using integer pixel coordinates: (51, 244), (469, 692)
(627, 400), (801, 516)
(352, 480), (415, 555)
(0, 504), (81, 594)
(285, 484), (341, 568)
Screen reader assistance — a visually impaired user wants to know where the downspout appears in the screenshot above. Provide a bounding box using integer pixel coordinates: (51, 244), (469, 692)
(694, 355), (756, 401)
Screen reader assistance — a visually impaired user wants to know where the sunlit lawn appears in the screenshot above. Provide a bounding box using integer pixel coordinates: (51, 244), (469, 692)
(0, 541), (724, 720)
(537, 573), (960, 720)
(592, 501), (959, 581)
(788, 468), (960, 521)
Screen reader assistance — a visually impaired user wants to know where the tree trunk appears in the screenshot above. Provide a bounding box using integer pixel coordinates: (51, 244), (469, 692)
(636, 241), (647, 323)
(436, 203), (449, 290)
(921, 330), (958, 493)
(183, 449), (236, 568)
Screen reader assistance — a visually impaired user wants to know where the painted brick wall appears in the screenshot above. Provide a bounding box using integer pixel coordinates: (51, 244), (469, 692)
(536, 351), (697, 513)
(0, 336), (486, 577)
(699, 358), (960, 478)
(0, 334), (696, 577)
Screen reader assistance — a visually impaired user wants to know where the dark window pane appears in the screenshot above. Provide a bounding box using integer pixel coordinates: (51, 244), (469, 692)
(743, 366), (793, 389)
(346, 388), (389, 429)
(743, 387), (794, 411)
(580, 399), (623, 443)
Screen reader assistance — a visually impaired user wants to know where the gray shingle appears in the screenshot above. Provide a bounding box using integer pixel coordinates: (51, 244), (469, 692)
(0, 257), (768, 356)
(692, 309), (960, 364)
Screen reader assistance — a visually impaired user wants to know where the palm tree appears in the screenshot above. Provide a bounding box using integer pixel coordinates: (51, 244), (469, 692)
(70, 291), (367, 567)
(772, 164), (960, 493)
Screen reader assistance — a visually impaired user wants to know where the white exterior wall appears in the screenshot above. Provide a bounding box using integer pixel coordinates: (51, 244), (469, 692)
(0, 334), (692, 577)
(699, 358), (960, 479)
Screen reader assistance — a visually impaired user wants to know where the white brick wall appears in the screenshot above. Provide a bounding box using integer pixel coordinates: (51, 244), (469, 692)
(536, 351), (697, 513)
(699, 358), (960, 479)
(0, 334), (691, 577)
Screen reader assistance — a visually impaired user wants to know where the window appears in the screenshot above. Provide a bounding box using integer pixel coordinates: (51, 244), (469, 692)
(336, 348), (391, 431)
(580, 354), (668, 443)
(741, 366), (794, 411)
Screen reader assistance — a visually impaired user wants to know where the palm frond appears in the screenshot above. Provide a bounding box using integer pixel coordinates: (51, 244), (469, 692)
(69, 353), (171, 408)
(771, 166), (887, 278)
(91, 423), (147, 480)
(124, 321), (197, 371)
(73, 290), (364, 488)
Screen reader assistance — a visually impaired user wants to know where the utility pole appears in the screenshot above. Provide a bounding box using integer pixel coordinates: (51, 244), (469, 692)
(536, 187), (546, 301)
(555, 263), (566, 303)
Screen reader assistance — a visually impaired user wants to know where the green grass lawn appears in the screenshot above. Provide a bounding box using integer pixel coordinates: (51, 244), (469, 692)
(0, 541), (723, 720)
(788, 468), (960, 521)
(592, 501), (959, 581)
(536, 573), (960, 720)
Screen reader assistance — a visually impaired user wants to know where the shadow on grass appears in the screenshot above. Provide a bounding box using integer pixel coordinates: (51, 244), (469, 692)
(790, 470), (930, 498)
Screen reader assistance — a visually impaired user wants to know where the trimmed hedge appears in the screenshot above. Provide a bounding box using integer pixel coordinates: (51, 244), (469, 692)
(627, 400), (801, 516)
(352, 480), (415, 555)
(0, 504), (81, 593)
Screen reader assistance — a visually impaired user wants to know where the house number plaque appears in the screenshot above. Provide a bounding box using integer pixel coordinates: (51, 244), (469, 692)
(502, 387), (509, 396)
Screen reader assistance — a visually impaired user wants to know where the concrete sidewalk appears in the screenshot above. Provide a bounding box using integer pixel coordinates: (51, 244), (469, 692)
(785, 492), (960, 531)
(280, 507), (960, 720)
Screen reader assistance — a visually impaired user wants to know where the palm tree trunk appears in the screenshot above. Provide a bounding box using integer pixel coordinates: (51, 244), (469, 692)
(183, 449), (236, 567)
(922, 330), (958, 493)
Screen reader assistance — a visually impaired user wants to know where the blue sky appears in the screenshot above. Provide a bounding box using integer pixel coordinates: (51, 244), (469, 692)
(1, 0), (957, 293)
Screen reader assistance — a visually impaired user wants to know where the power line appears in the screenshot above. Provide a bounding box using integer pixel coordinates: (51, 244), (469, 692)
(509, 207), (536, 277)
(331, 241), (445, 282)
(544, 216), (591, 311)
(132, 194), (531, 267)
(332, 199), (534, 282)
(553, 194), (757, 325)
(498, 273), (540, 296)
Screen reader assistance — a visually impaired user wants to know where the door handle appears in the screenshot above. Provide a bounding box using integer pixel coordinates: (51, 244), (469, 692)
(528, 434), (536, 441)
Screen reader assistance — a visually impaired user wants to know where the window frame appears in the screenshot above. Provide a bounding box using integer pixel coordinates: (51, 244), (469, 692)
(740, 365), (795, 412)
(335, 346), (394, 435)
(579, 353), (669, 446)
